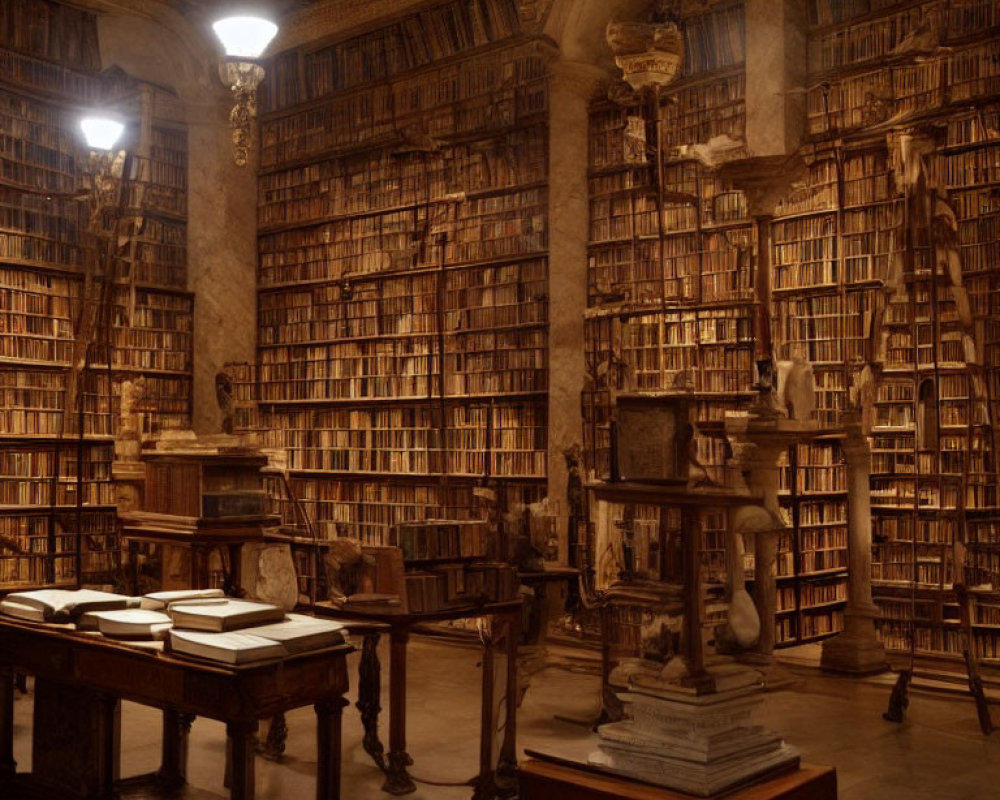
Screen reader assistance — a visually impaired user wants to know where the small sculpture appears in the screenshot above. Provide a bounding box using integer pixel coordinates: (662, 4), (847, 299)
(606, 2), (684, 93)
(215, 372), (234, 434)
(323, 537), (365, 603)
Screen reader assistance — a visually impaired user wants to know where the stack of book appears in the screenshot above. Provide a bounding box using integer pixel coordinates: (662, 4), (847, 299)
(588, 677), (798, 797)
(0, 587), (347, 666)
(165, 596), (346, 665)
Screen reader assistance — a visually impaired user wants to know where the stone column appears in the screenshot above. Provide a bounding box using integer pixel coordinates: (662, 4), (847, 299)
(740, 436), (787, 656)
(821, 414), (887, 673)
(546, 59), (607, 564)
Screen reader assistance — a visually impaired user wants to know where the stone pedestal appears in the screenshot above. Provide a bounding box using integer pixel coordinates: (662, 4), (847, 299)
(821, 415), (887, 674)
(589, 680), (798, 797)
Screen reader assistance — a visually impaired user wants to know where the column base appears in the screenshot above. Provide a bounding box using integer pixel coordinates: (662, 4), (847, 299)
(820, 613), (888, 675)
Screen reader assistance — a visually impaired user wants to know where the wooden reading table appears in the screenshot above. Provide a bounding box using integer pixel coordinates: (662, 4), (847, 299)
(0, 617), (352, 800)
(313, 598), (522, 799)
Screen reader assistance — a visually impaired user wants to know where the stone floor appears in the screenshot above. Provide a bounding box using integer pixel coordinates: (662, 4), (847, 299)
(10, 635), (1000, 799)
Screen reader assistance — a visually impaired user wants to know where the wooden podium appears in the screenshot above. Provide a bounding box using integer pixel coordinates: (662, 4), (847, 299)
(518, 758), (837, 800)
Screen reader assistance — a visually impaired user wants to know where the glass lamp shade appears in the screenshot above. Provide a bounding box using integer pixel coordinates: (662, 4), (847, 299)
(212, 16), (278, 58)
(80, 117), (125, 151)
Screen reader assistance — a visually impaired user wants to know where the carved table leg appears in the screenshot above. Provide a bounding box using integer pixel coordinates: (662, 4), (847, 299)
(472, 620), (498, 800)
(0, 663), (16, 781)
(383, 627), (415, 795)
(96, 691), (121, 800)
(356, 632), (386, 770)
(316, 696), (348, 800)
(226, 720), (258, 800)
(496, 612), (520, 799)
(258, 712), (288, 761)
(159, 708), (194, 789)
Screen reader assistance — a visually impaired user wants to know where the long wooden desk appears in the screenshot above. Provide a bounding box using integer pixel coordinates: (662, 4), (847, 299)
(0, 617), (352, 800)
(313, 599), (522, 799)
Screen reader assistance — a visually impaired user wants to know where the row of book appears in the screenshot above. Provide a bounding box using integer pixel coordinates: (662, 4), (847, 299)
(808, 2), (933, 72)
(260, 0), (523, 114)
(283, 476), (542, 546)
(258, 130), (545, 221)
(0, 0), (101, 70)
(258, 266), (547, 343)
(389, 519), (489, 561)
(798, 527), (848, 552)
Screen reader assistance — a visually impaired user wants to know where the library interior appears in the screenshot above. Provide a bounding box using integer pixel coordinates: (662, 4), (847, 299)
(1, 0), (1000, 798)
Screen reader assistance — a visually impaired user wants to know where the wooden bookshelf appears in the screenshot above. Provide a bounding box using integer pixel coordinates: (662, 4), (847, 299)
(233, 0), (549, 553)
(793, 1), (1000, 661)
(0, 0), (192, 590)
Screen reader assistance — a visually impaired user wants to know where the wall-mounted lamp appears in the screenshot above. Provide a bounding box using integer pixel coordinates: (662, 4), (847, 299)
(80, 116), (125, 151)
(213, 15), (278, 167)
(79, 114), (130, 226)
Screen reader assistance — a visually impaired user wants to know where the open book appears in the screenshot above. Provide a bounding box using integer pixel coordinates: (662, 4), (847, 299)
(167, 598), (284, 632)
(1, 588), (135, 623)
(140, 588), (225, 610)
(77, 608), (174, 640)
(168, 629), (285, 665)
(245, 613), (346, 654)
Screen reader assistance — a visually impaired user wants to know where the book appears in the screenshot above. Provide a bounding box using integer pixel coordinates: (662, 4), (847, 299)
(167, 598), (285, 631)
(0, 599), (49, 622)
(245, 613), (346, 653)
(140, 587), (225, 610)
(78, 608), (174, 640)
(168, 628), (285, 665)
(2, 589), (135, 623)
(344, 592), (403, 614)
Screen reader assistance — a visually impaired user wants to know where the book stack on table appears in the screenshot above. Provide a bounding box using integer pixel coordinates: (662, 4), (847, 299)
(0, 587), (346, 665)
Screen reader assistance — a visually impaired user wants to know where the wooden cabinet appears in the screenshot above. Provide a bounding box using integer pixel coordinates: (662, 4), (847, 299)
(121, 450), (280, 592)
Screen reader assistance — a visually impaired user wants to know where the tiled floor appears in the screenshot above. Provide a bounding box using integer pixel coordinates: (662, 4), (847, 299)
(10, 636), (1000, 798)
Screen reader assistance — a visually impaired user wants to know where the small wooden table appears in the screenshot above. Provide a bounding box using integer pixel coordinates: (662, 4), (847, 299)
(314, 599), (522, 799)
(0, 617), (352, 800)
(518, 758), (837, 800)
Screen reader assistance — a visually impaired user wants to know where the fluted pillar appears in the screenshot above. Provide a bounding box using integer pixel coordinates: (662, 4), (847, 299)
(821, 413), (887, 673)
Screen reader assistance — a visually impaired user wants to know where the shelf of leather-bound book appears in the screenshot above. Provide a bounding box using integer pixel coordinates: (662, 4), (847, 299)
(257, 249), (549, 292)
(0, 434), (114, 445)
(258, 32), (550, 118)
(583, 297), (757, 322)
(85, 363), (192, 379)
(258, 107), (549, 174)
(256, 180), (549, 236)
(254, 390), (548, 408)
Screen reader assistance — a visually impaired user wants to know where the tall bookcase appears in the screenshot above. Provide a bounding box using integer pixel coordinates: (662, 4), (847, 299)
(0, 0), (192, 591)
(797, 0), (1000, 663)
(232, 0), (550, 553)
(582, 1), (850, 648)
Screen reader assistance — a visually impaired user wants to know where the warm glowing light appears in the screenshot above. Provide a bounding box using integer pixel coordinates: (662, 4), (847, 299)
(80, 117), (125, 151)
(212, 16), (278, 58)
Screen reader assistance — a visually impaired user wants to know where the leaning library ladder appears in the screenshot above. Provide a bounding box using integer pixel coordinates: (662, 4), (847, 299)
(882, 582), (992, 735)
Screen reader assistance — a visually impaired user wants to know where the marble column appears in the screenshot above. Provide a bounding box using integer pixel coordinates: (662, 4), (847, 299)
(546, 58), (608, 564)
(821, 414), (887, 673)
